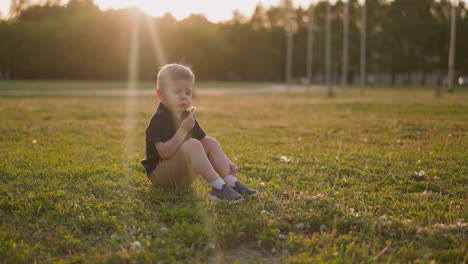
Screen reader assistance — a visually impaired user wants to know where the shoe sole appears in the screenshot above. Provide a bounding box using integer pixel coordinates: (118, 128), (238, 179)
(209, 194), (245, 204)
(247, 190), (260, 197)
(235, 190), (260, 197)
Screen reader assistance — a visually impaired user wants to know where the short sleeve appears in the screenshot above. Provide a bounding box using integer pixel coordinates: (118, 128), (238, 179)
(191, 119), (206, 140)
(146, 114), (173, 143)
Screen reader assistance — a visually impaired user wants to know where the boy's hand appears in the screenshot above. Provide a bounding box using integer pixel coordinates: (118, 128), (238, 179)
(229, 161), (238, 175)
(180, 112), (195, 132)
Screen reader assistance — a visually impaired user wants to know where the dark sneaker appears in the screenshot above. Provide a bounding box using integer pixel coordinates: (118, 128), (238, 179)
(231, 181), (259, 196)
(209, 184), (244, 204)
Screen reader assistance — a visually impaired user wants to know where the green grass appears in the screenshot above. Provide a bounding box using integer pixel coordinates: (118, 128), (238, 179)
(0, 80), (274, 90)
(0, 87), (467, 263)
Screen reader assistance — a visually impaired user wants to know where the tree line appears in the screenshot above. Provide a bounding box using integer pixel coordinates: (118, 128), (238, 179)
(0, 0), (467, 84)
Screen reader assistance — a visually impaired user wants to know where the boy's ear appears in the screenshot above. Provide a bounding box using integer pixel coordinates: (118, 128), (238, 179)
(156, 89), (163, 100)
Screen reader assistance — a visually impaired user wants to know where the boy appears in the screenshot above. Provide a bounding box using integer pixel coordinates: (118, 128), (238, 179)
(141, 64), (259, 203)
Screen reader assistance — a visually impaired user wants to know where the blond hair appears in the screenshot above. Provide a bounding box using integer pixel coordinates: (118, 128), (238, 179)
(156, 64), (195, 91)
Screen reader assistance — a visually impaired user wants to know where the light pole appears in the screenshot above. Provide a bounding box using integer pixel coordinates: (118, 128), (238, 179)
(359, 0), (366, 96)
(447, 0), (458, 94)
(341, 0), (349, 91)
(284, 0), (294, 92)
(325, 0), (334, 97)
(306, 3), (315, 92)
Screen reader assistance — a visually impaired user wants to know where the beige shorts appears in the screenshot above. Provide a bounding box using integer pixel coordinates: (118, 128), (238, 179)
(149, 147), (198, 188)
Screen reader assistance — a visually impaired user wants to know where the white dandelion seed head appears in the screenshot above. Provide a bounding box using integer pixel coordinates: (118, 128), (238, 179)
(280, 156), (291, 163)
(130, 241), (143, 252)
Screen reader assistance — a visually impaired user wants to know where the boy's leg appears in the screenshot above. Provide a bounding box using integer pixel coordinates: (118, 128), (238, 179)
(200, 136), (230, 178)
(201, 136), (260, 196)
(150, 139), (219, 187)
(180, 139), (244, 201)
(151, 138), (244, 202)
(179, 138), (220, 183)
(150, 146), (197, 187)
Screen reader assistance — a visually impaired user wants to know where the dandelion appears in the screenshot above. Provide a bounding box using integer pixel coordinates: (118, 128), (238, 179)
(259, 182), (265, 187)
(350, 208), (359, 216)
(418, 170), (426, 177)
(130, 241), (143, 252)
(280, 156), (291, 163)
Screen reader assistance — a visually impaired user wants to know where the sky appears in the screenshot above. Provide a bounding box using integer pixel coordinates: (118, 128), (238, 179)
(0, 0), (315, 21)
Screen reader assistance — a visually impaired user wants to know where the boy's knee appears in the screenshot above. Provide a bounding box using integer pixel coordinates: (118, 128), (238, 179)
(181, 138), (203, 152)
(202, 136), (219, 148)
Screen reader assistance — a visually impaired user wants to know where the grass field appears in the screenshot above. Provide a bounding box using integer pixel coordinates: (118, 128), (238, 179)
(0, 86), (467, 263)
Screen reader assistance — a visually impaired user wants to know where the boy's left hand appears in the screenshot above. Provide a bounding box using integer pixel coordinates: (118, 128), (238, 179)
(228, 161), (238, 175)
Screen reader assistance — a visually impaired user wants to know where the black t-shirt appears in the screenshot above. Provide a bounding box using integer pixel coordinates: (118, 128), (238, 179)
(141, 103), (206, 177)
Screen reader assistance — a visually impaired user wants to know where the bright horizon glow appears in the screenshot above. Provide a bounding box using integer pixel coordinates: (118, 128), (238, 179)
(3, 0), (465, 21)
(0, 0), (315, 21)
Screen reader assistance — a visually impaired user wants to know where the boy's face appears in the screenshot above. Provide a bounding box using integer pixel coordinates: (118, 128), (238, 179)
(158, 79), (193, 116)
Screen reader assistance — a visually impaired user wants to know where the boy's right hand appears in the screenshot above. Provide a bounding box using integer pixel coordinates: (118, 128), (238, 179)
(180, 112), (195, 132)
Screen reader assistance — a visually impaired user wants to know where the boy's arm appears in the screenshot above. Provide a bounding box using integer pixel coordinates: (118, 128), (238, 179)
(155, 113), (195, 159)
